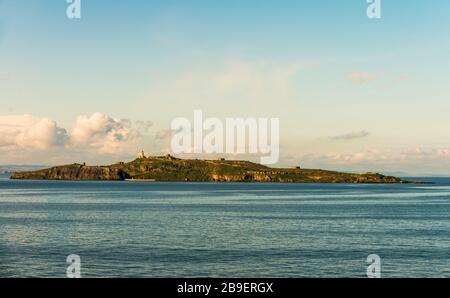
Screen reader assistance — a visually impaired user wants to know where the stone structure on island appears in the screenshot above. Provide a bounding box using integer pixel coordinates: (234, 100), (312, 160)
(10, 155), (417, 184)
(138, 150), (146, 159)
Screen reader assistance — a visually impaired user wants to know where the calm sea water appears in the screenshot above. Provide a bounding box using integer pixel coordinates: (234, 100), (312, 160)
(0, 174), (449, 278)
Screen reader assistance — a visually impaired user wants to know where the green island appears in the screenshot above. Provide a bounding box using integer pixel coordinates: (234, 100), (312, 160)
(10, 154), (420, 184)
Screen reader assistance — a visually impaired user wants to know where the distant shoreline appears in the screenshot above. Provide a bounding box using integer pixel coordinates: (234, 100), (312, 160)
(10, 155), (427, 184)
(125, 178), (156, 182)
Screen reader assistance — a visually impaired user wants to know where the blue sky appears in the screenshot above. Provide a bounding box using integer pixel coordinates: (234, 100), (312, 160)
(1, 0), (450, 174)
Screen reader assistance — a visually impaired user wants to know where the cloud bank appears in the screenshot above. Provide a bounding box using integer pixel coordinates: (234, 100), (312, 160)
(71, 113), (140, 154)
(346, 72), (378, 84)
(2, 114), (450, 175)
(0, 113), (145, 160)
(330, 130), (370, 141)
(0, 115), (68, 150)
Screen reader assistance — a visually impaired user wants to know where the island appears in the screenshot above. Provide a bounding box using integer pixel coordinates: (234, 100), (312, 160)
(10, 153), (415, 184)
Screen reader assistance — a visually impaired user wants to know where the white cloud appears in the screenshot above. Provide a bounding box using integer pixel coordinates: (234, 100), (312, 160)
(143, 59), (311, 117)
(330, 130), (370, 141)
(289, 146), (450, 175)
(136, 120), (154, 133)
(210, 60), (304, 98)
(0, 115), (68, 150)
(302, 147), (450, 166)
(0, 113), (145, 160)
(346, 72), (379, 84)
(154, 129), (174, 141)
(71, 113), (141, 154)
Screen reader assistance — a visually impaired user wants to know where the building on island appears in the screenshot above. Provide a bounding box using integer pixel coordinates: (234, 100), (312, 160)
(165, 154), (175, 160)
(139, 150), (146, 159)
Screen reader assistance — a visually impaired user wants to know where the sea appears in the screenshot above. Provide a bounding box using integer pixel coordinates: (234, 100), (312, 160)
(0, 174), (449, 278)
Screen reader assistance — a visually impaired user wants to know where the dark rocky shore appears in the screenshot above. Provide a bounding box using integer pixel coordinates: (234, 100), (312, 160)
(10, 155), (416, 184)
(11, 164), (130, 181)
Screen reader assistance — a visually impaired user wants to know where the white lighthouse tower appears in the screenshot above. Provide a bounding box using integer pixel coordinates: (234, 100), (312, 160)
(138, 150), (146, 159)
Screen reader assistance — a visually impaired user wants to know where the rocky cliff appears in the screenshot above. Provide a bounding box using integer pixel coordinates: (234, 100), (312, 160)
(10, 164), (130, 181)
(10, 156), (411, 183)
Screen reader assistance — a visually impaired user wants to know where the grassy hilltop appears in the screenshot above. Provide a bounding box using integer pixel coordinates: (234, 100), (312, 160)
(11, 155), (411, 183)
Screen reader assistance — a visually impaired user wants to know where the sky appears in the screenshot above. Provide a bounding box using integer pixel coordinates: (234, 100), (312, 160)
(1, 0), (450, 175)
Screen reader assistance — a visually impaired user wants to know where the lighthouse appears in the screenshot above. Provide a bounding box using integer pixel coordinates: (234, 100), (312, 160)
(138, 150), (146, 159)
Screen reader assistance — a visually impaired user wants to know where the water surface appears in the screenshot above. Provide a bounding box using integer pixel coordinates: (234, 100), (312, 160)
(0, 174), (449, 277)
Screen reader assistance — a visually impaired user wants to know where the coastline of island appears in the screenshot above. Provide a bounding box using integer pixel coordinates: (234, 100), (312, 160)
(9, 154), (428, 184)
